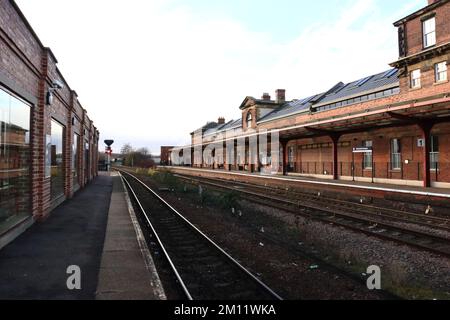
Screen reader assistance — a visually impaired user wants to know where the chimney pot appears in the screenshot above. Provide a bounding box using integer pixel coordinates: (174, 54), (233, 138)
(275, 89), (286, 104)
(218, 117), (225, 124)
(262, 93), (271, 101)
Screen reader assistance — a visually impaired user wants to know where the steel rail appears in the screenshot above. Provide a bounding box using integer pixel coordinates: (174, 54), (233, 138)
(119, 170), (283, 300)
(174, 173), (450, 230)
(119, 172), (193, 300)
(175, 174), (450, 258)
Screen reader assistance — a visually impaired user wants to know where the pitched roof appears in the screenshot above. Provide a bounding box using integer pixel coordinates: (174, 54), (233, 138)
(258, 68), (399, 123)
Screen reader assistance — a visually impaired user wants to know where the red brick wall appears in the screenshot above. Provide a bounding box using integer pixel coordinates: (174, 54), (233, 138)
(404, 1), (450, 57)
(287, 124), (450, 182)
(0, 0), (99, 220)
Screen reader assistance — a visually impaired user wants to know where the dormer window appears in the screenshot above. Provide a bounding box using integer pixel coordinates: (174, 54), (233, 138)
(423, 17), (436, 48)
(246, 112), (253, 129)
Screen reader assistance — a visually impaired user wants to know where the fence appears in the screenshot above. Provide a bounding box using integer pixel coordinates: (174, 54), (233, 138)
(290, 161), (450, 183)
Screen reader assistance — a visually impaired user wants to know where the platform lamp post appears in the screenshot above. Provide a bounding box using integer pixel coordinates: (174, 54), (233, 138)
(104, 140), (114, 172)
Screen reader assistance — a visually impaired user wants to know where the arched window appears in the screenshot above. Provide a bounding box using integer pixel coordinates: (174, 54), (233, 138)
(246, 112), (253, 129)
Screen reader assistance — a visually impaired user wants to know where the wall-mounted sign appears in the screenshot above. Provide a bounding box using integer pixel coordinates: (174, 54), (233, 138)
(417, 138), (425, 147)
(45, 134), (52, 178)
(352, 147), (373, 153)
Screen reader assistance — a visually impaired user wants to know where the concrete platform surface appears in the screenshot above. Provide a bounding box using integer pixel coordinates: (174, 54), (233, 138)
(0, 175), (112, 299)
(95, 172), (166, 300)
(0, 172), (165, 300)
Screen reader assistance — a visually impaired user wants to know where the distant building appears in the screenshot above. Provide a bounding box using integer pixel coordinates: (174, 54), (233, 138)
(160, 146), (175, 165)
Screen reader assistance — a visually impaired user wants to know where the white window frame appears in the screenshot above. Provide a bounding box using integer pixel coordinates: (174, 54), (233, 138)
(390, 139), (401, 171)
(435, 61), (447, 82)
(246, 112), (252, 129)
(362, 140), (373, 170)
(423, 17), (436, 48)
(411, 69), (421, 89)
(430, 135), (439, 171)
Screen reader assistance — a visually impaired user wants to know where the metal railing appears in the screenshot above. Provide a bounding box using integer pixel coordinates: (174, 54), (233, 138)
(290, 161), (449, 183)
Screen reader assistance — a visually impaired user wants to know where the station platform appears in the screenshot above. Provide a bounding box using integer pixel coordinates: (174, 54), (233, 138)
(165, 166), (450, 215)
(166, 166), (450, 198)
(0, 172), (165, 300)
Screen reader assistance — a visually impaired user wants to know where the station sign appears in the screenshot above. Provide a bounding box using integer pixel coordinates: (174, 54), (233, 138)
(352, 147), (373, 153)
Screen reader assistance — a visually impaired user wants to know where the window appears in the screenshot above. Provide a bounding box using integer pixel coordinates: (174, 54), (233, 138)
(0, 87), (31, 233)
(362, 140), (373, 170)
(430, 135), (439, 170)
(423, 17), (436, 48)
(246, 112), (253, 129)
(73, 133), (80, 185)
(50, 119), (65, 200)
(84, 140), (90, 184)
(411, 69), (421, 88)
(435, 61), (447, 82)
(390, 139), (401, 170)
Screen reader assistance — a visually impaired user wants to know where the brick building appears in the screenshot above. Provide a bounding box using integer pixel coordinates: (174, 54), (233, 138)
(0, 0), (99, 248)
(160, 146), (175, 165)
(171, 0), (450, 189)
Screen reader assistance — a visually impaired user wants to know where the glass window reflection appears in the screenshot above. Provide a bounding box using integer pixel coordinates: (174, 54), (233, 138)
(50, 119), (65, 200)
(0, 87), (31, 234)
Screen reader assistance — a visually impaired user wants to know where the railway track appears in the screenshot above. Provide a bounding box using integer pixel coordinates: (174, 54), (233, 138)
(119, 170), (283, 300)
(175, 174), (450, 232)
(172, 173), (450, 258)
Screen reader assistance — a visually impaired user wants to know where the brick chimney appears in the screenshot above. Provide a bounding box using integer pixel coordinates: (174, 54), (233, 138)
(261, 92), (271, 101)
(218, 117), (225, 124)
(275, 89), (286, 104)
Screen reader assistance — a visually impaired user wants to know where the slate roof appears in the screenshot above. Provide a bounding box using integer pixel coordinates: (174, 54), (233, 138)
(258, 93), (324, 123)
(258, 68), (399, 123)
(315, 68), (399, 106)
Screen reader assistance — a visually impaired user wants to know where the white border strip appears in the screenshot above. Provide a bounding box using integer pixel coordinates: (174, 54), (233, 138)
(166, 166), (450, 199)
(119, 173), (167, 300)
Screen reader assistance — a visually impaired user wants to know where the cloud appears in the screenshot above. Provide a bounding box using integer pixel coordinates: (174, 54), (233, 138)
(15, 0), (422, 154)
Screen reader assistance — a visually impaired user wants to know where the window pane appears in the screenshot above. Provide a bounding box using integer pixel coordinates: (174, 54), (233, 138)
(0, 88), (31, 234)
(390, 139), (401, 170)
(362, 140), (372, 169)
(424, 18), (435, 33)
(423, 18), (436, 47)
(431, 135), (439, 152)
(73, 133), (79, 184)
(51, 119), (65, 200)
(436, 62), (447, 81)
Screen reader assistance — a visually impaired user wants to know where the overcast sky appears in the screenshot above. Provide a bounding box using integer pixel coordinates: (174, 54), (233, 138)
(16, 0), (425, 155)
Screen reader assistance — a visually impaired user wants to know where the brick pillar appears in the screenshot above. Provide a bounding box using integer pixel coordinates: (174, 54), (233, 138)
(31, 49), (49, 219)
(80, 109), (86, 187)
(65, 91), (76, 198)
(330, 134), (341, 180)
(419, 122), (434, 188)
(281, 140), (288, 176)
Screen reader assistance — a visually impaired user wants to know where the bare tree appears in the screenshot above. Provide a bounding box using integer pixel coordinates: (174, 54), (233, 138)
(120, 144), (154, 168)
(121, 143), (133, 155)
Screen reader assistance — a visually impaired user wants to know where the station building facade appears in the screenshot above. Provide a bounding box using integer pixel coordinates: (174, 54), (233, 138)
(171, 0), (450, 189)
(0, 0), (99, 248)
